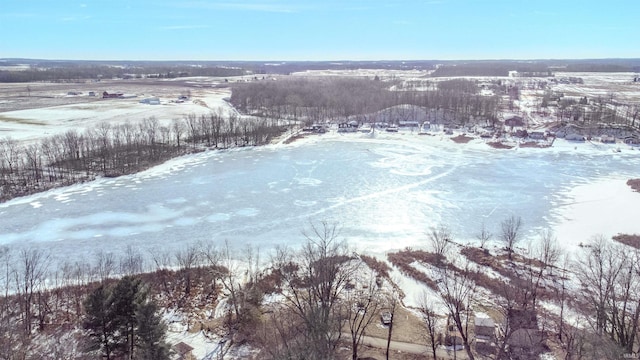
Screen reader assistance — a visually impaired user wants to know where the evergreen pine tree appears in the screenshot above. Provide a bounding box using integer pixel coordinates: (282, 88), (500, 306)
(136, 301), (173, 360)
(110, 276), (143, 358)
(84, 276), (171, 360)
(83, 285), (116, 360)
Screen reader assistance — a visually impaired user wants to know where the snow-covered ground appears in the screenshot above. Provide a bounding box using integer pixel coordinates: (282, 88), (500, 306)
(552, 72), (640, 102)
(0, 86), (236, 144)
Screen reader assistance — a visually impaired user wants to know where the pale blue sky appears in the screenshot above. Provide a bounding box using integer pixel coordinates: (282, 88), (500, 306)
(1, 0), (638, 61)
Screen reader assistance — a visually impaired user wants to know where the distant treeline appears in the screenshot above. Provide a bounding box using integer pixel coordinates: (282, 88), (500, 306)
(0, 114), (284, 202)
(431, 59), (640, 77)
(431, 62), (552, 77)
(0, 65), (246, 83)
(244, 60), (439, 75)
(2, 58), (639, 82)
(229, 77), (502, 125)
(0, 59), (441, 78)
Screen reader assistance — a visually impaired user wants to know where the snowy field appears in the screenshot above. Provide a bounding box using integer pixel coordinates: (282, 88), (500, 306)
(0, 78), (238, 144)
(552, 72), (640, 102)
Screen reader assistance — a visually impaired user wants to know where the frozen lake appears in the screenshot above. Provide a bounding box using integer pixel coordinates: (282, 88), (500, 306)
(2, 133), (640, 268)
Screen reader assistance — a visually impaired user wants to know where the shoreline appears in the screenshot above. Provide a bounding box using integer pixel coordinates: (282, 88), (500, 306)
(3, 126), (638, 205)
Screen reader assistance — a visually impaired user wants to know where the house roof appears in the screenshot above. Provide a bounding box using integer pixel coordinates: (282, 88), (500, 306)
(174, 342), (194, 354)
(504, 116), (525, 126)
(508, 328), (542, 348)
(475, 317), (495, 327)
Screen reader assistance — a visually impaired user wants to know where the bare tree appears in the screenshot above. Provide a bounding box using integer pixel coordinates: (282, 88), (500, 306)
(14, 248), (50, 335)
(428, 224), (452, 257)
(93, 250), (116, 282)
(494, 280), (523, 360)
(436, 261), (476, 360)
(149, 248), (172, 271)
(0, 246), (12, 311)
(279, 221), (355, 360)
(553, 253), (571, 349)
(216, 239), (243, 329)
(175, 244), (201, 297)
(344, 270), (382, 360)
(171, 118), (185, 148)
(256, 301), (307, 359)
(384, 287), (400, 360)
(219, 240), (263, 337)
(119, 245), (143, 276)
(0, 246), (17, 355)
(537, 229), (561, 271)
(418, 290), (441, 360)
(518, 230), (562, 312)
(148, 248), (173, 293)
(576, 236), (640, 353)
(501, 215), (522, 260)
(476, 221), (492, 249)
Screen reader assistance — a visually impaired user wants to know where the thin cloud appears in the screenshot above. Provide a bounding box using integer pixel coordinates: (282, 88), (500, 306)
(175, 1), (299, 13)
(59, 15), (92, 22)
(160, 24), (212, 30)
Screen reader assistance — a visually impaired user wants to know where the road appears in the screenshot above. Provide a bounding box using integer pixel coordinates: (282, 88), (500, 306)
(345, 333), (469, 359)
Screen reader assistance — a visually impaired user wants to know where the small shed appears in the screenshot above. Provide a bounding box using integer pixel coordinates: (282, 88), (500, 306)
(475, 316), (495, 340)
(103, 91), (123, 99)
(505, 309), (544, 357)
(507, 328), (543, 350)
(174, 342), (196, 360)
(337, 122), (358, 133)
(600, 134), (615, 143)
(504, 116), (525, 128)
(140, 97), (160, 105)
(398, 120), (420, 128)
(529, 131), (546, 140)
(565, 133), (585, 141)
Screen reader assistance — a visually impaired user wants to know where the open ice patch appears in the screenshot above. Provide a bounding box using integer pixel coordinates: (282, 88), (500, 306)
(294, 200), (317, 207)
(552, 177), (640, 249)
(207, 213), (231, 222)
(29, 201), (42, 209)
(235, 208), (259, 217)
(294, 177), (322, 186)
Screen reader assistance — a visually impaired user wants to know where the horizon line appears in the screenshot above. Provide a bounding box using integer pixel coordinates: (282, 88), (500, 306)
(2, 57), (640, 63)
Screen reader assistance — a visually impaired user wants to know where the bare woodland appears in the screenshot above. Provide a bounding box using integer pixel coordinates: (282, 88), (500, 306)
(1, 214), (640, 359)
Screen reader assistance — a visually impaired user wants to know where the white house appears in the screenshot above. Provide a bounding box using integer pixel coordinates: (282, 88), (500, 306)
(139, 97), (160, 105)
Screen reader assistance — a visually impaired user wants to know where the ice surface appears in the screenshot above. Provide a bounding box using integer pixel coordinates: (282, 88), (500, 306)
(1, 133), (640, 271)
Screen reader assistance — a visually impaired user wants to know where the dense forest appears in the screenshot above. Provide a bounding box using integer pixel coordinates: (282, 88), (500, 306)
(229, 77), (502, 126)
